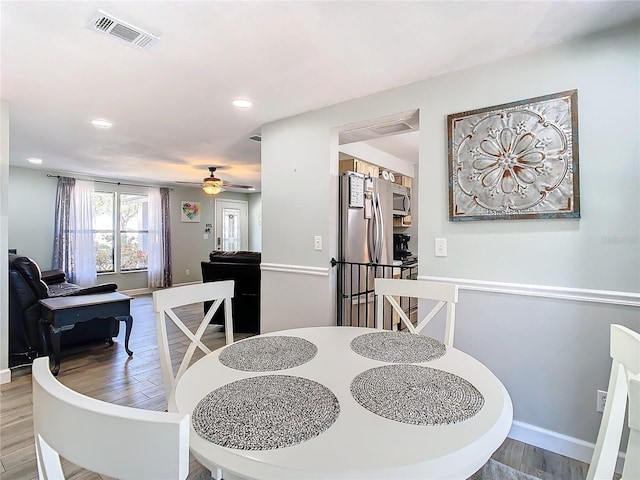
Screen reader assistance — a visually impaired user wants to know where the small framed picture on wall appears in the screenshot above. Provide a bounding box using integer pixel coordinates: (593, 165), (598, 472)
(181, 201), (201, 223)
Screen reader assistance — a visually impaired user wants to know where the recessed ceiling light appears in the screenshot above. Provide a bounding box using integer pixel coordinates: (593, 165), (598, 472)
(27, 157), (43, 165)
(91, 118), (113, 128)
(232, 98), (253, 109)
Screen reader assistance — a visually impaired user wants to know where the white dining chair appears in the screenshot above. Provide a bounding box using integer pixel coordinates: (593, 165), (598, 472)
(32, 357), (190, 480)
(374, 278), (459, 346)
(153, 281), (235, 411)
(587, 324), (640, 480)
(623, 376), (640, 480)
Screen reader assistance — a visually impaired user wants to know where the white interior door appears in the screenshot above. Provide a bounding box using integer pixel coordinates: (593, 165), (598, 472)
(214, 199), (248, 251)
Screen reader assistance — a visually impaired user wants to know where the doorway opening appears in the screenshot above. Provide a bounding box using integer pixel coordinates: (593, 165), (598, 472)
(333, 109), (420, 327)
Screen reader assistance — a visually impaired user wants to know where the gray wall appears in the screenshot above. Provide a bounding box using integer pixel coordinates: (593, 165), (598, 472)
(260, 22), (639, 462)
(248, 193), (262, 252)
(7, 166), (262, 290)
(416, 26), (639, 292)
(0, 101), (9, 378)
(7, 167), (57, 268)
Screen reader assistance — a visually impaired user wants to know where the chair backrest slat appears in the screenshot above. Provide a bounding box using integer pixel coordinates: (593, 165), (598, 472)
(153, 281), (235, 411)
(611, 325), (640, 376)
(374, 278), (459, 346)
(153, 281), (234, 311)
(32, 357), (189, 480)
(375, 278), (458, 303)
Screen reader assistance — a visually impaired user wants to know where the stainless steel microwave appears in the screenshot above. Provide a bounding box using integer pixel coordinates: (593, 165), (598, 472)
(392, 184), (411, 216)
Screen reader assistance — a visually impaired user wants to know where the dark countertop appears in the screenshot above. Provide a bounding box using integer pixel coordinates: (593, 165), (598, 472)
(401, 256), (418, 267)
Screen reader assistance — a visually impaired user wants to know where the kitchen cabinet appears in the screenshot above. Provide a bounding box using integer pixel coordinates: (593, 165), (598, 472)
(391, 173), (411, 187)
(339, 158), (380, 178)
(393, 215), (412, 227)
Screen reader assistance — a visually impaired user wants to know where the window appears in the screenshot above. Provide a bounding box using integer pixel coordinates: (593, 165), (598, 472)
(93, 192), (149, 273)
(94, 192), (115, 272)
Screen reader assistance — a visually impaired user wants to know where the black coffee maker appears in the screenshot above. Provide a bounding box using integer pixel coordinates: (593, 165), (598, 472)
(393, 234), (411, 261)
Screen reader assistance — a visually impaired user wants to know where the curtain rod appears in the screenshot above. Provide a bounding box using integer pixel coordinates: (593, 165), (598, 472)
(46, 174), (174, 190)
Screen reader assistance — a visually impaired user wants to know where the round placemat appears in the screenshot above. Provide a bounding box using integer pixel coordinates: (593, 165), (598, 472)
(351, 364), (484, 425)
(192, 375), (340, 450)
(350, 331), (446, 363)
(219, 336), (318, 371)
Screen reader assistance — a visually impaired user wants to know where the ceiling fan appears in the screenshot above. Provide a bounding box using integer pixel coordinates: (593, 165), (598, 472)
(177, 166), (255, 195)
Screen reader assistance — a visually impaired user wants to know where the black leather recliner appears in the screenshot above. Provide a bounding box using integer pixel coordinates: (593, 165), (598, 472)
(9, 254), (120, 367)
(201, 251), (261, 334)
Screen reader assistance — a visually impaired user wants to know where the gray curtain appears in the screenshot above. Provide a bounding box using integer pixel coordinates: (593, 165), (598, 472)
(161, 187), (172, 287)
(51, 176), (75, 277)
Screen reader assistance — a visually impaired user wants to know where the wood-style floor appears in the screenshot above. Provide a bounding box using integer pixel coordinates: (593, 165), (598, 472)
(1, 294), (595, 480)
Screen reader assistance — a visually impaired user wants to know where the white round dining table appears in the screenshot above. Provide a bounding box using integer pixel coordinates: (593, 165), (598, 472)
(174, 326), (513, 480)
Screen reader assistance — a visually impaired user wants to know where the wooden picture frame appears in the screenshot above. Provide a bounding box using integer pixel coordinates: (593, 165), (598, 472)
(447, 90), (580, 221)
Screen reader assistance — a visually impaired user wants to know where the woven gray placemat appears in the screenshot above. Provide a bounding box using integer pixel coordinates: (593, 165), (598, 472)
(350, 331), (446, 363)
(351, 364), (484, 425)
(192, 375), (340, 450)
(219, 336), (318, 371)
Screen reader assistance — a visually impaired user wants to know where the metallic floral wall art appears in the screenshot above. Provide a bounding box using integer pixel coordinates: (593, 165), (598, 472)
(447, 90), (580, 221)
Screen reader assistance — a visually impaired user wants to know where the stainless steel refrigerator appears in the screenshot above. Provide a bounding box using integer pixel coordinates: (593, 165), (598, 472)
(338, 171), (394, 328)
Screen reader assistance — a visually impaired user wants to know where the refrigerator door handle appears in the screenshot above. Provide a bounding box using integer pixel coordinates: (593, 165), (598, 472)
(373, 192), (383, 264)
(378, 195), (386, 263)
(368, 223), (375, 263)
(367, 197), (376, 263)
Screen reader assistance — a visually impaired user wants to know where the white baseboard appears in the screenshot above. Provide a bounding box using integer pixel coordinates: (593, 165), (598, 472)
(0, 368), (11, 384)
(509, 420), (625, 474)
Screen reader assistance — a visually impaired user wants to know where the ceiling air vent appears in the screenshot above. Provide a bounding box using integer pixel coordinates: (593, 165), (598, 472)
(370, 122), (412, 136)
(339, 110), (419, 145)
(87, 11), (159, 51)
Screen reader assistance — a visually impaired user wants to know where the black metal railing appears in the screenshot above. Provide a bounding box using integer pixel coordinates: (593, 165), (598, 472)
(331, 258), (418, 329)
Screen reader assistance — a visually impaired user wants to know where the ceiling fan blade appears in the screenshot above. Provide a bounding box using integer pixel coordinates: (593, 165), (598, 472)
(222, 181), (255, 190)
(176, 166), (255, 191)
(175, 181), (202, 186)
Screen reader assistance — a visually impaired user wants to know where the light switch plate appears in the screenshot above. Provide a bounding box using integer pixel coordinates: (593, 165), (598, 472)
(435, 238), (447, 257)
(314, 236), (323, 251)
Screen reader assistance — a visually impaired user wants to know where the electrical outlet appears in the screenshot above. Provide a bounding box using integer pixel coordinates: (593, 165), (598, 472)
(185, 269), (190, 276)
(597, 390), (607, 413)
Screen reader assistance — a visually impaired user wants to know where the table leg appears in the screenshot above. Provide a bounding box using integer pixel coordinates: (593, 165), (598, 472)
(48, 324), (62, 376)
(38, 319), (50, 357)
(117, 315), (134, 356)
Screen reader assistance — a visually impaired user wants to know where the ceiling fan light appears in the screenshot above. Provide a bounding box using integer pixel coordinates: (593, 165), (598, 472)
(202, 178), (224, 195)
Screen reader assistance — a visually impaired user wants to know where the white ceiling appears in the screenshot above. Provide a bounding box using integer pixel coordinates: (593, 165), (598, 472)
(2, 1), (639, 191)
